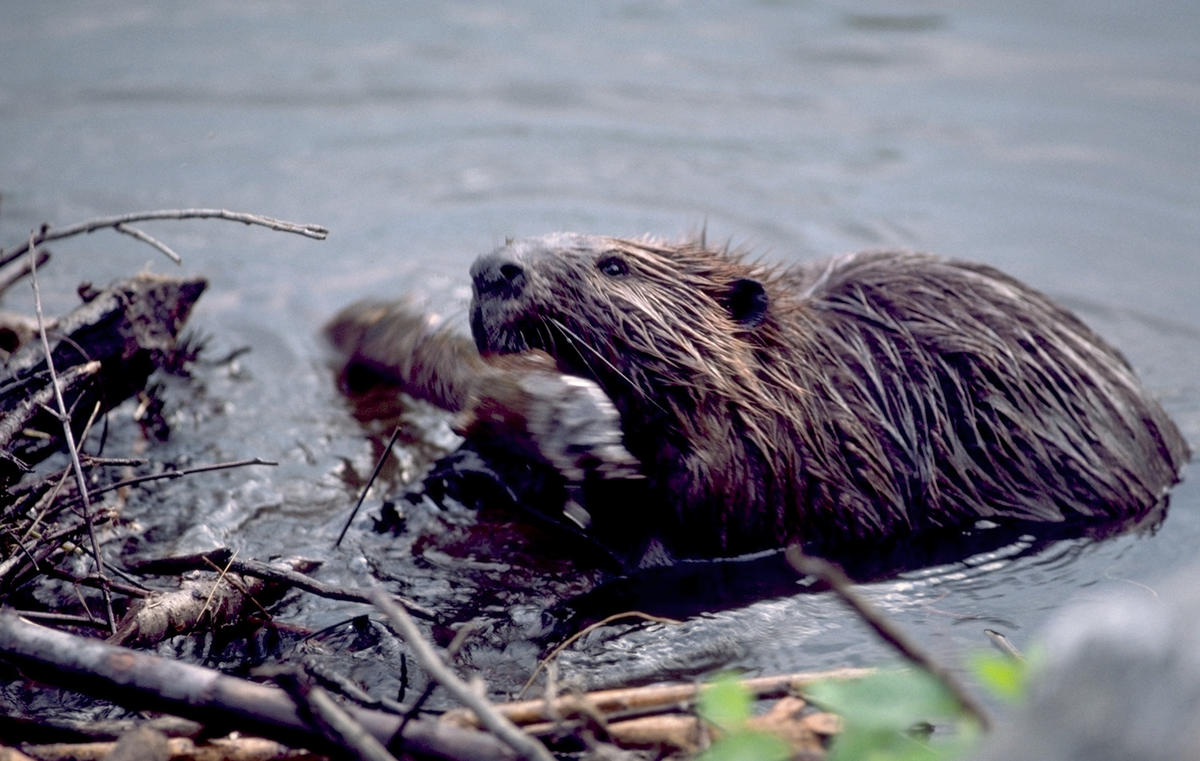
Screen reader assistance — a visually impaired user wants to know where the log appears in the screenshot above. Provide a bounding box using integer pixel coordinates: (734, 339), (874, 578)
(0, 273), (206, 486)
(0, 611), (515, 761)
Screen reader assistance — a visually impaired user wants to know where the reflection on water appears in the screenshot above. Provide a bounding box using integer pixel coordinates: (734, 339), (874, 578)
(1, 0), (1197, 696)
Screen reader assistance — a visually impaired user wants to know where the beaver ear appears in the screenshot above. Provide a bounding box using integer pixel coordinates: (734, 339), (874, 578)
(723, 278), (769, 328)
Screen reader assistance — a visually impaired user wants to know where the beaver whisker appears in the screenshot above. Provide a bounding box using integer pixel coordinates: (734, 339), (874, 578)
(547, 316), (672, 412)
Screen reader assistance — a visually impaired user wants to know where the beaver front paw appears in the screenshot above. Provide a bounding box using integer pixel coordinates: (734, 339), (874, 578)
(457, 356), (641, 485)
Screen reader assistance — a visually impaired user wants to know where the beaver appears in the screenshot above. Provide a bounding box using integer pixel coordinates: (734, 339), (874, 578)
(329, 234), (1189, 566)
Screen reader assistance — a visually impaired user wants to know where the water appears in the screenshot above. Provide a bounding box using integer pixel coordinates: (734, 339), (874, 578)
(2, 0), (1198, 702)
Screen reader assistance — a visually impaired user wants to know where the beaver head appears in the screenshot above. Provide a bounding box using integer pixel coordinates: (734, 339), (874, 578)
(470, 233), (769, 391)
(468, 234), (809, 555)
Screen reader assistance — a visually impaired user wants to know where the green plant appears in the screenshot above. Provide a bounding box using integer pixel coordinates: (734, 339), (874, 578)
(696, 674), (791, 761)
(806, 669), (981, 761)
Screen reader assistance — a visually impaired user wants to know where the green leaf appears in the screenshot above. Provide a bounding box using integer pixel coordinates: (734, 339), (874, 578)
(809, 669), (980, 761)
(806, 669), (960, 730)
(969, 652), (1027, 703)
(697, 730), (792, 761)
(697, 673), (753, 729)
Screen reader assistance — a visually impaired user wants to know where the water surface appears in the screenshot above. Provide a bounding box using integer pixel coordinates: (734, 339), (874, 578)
(2, 0), (1197, 702)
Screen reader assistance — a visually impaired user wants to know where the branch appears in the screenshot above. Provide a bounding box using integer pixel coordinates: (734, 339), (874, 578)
(127, 548), (436, 621)
(370, 588), (557, 761)
(1, 208), (328, 268)
(28, 234), (115, 635)
(786, 547), (991, 730)
(114, 223), (182, 264)
(0, 611), (515, 761)
(448, 667), (873, 730)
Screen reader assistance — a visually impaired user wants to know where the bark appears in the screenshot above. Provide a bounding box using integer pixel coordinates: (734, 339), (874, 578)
(0, 611), (515, 761)
(0, 273), (206, 486)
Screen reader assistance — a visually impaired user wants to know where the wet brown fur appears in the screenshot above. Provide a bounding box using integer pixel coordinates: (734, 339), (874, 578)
(468, 234), (1189, 557)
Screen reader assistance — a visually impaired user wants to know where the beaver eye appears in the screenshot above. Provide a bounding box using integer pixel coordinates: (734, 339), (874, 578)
(597, 255), (629, 277)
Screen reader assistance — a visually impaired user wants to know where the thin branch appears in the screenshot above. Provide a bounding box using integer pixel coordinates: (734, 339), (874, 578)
(113, 223), (182, 264)
(370, 587), (557, 761)
(336, 426), (401, 548)
(519, 611), (681, 698)
(81, 458), (278, 501)
(275, 674), (398, 761)
(1, 208), (328, 268)
(447, 667), (874, 730)
(28, 235), (115, 636)
(786, 547), (991, 730)
(127, 548), (436, 621)
(0, 246), (49, 294)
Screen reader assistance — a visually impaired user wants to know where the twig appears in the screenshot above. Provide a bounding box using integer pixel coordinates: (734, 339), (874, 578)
(519, 611), (681, 698)
(1, 208), (328, 268)
(128, 548), (436, 621)
(398, 621), (481, 738)
(336, 426), (401, 548)
(28, 234), (115, 636)
(370, 587), (557, 761)
(0, 246), (49, 294)
(113, 223), (182, 264)
(277, 675), (397, 761)
(79, 458), (278, 502)
(785, 547), (991, 730)
(8, 610), (110, 630)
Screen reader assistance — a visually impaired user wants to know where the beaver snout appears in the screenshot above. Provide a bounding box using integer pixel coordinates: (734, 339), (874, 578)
(471, 252), (527, 302)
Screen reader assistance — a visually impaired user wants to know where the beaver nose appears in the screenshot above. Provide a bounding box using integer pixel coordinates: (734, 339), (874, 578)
(471, 253), (527, 301)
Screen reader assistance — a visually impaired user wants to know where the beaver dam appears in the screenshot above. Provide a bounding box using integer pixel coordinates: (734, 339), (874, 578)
(0, 209), (1193, 760)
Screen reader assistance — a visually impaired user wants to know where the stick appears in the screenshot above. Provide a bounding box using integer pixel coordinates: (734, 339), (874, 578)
(0, 611), (515, 761)
(786, 547), (991, 729)
(28, 234), (116, 635)
(113, 223), (182, 264)
(447, 667), (873, 730)
(1, 208), (328, 268)
(128, 548), (436, 621)
(277, 675), (397, 761)
(336, 426), (401, 549)
(518, 611), (681, 698)
(0, 247), (49, 294)
(370, 588), (557, 761)
(78, 458), (278, 502)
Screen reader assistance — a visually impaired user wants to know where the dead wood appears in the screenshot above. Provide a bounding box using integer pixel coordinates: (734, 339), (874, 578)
(128, 548), (436, 621)
(0, 247), (49, 298)
(0, 208), (328, 270)
(109, 557), (319, 648)
(441, 674), (853, 757)
(326, 300), (639, 486)
(443, 668), (870, 731)
(0, 611), (516, 761)
(18, 735), (321, 761)
(0, 273), (206, 485)
(370, 588), (556, 761)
